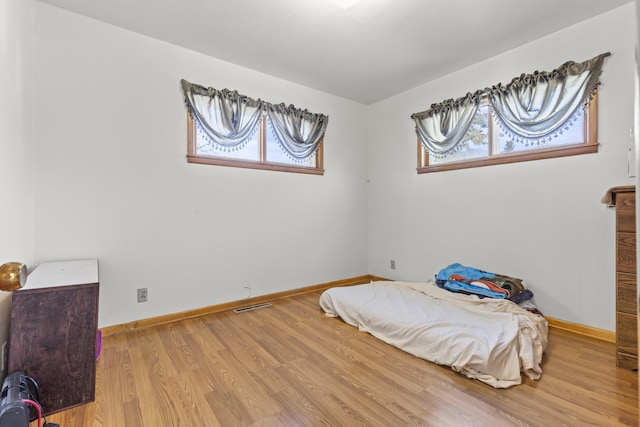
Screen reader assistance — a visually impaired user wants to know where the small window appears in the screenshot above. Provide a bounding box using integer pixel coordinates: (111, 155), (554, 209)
(181, 79), (327, 175)
(188, 114), (321, 173)
(418, 94), (598, 173)
(414, 53), (609, 174)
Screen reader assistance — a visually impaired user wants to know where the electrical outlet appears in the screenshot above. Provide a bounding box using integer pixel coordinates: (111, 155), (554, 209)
(390, 259), (396, 270)
(137, 287), (148, 303)
(1, 341), (7, 373)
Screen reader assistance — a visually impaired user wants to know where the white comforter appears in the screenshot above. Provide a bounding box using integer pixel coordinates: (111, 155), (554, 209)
(319, 281), (548, 388)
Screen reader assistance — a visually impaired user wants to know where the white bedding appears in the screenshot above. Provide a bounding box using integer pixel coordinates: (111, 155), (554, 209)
(319, 281), (548, 388)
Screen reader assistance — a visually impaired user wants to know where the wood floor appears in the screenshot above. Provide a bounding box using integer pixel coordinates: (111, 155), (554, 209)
(37, 290), (638, 426)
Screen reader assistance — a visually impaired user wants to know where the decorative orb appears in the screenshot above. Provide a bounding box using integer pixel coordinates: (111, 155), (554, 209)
(0, 262), (27, 291)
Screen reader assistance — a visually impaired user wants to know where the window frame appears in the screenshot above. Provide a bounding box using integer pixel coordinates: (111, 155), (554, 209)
(417, 91), (599, 174)
(187, 114), (325, 175)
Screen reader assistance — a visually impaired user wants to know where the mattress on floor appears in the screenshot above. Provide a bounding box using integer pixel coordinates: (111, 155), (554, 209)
(319, 280), (548, 388)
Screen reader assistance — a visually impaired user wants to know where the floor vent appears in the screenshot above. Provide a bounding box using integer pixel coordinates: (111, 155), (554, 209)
(233, 302), (272, 313)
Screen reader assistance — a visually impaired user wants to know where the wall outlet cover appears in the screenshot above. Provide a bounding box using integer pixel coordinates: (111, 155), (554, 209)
(137, 288), (148, 303)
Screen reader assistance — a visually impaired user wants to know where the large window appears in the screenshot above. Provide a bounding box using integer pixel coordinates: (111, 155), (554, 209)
(417, 94), (597, 173)
(412, 53), (608, 174)
(182, 80), (327, 175)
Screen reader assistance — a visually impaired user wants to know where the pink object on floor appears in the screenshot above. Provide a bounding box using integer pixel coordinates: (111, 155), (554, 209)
(96, 329), (102, 360)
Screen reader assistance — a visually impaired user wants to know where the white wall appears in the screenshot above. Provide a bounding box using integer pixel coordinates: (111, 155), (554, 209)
(367, 4), (636, 331)
(33, 3), (369, 327)
(0, 0), (34, 379)
(31, 2), (636, 332)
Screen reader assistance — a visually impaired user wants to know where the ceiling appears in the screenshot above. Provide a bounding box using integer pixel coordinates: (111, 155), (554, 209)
(38, 0), (632, 105)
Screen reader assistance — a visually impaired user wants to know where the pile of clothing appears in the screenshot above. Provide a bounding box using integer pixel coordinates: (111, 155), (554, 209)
(435, 263), (534, 304)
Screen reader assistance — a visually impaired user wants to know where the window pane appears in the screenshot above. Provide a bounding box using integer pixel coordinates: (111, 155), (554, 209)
(195, 131), (260, 161)
(429, 106), (490, 165)
(265, 121), (315, 167)
(496, 107), (584, 154)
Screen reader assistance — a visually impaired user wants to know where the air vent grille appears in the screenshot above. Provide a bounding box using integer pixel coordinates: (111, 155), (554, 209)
(233, 302), (272, 313)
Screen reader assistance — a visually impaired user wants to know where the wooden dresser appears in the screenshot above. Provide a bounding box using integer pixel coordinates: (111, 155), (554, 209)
(8, 259), (100, 414)
(605, 186), (637, 369)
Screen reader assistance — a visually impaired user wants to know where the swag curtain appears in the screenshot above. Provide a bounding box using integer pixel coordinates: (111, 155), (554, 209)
(487, 52), (610, 142)
(181, 79), (328, 161)
(410, 91), (482, 155)
(411, 52), (610, 155)
(266, 103), (329, 160)
(181, 80), (263, 149)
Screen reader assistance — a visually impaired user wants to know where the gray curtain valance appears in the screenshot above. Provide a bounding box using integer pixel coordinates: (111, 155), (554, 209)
(181, 80), (263, 150)
(181, 79), (328, 161)
(411, 52), (610, 154)
(410, 91), (483, 155)
(487, 52), (610, 143)
(266, 103), (329, 160)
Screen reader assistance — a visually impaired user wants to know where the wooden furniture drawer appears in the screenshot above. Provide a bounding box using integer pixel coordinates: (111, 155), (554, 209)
(616, 192), (636, 233)
(617, 272), (638, 315)
(616, 232), (636, 274)
(606, 186), (637, 370)
(617, 312), (638, 356)
(617, 352), (638, 370)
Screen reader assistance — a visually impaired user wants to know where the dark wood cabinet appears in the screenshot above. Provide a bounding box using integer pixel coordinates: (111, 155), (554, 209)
(8, 259), (99, 415)
(605, 187), (637, 369)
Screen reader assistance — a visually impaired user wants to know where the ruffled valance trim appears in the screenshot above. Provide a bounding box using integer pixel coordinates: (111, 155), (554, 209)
(489, 54), (609, 95)
(411, 90), (483, 120)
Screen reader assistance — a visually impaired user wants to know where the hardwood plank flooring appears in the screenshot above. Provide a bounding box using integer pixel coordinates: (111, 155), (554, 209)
(35, 291), (638, 426)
